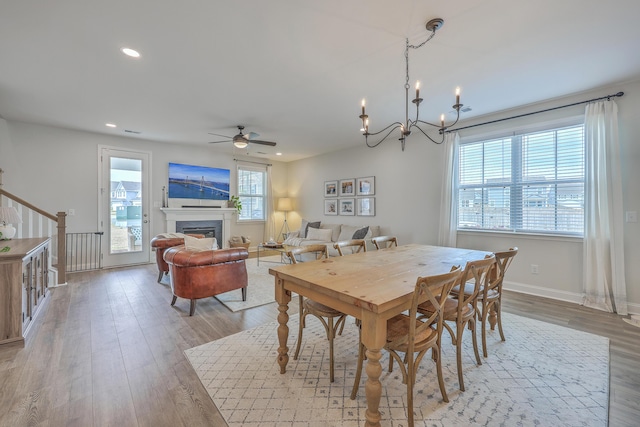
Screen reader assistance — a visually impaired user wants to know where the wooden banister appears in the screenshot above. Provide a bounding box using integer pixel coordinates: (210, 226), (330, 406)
(0, 187), (67, 285)
(0, 189), (57, 221)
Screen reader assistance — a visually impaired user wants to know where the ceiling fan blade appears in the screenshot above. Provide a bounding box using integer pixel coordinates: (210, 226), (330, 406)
(208, 139), (231, 144)
(246, 132), (260, 140)
(248, 139), (277, 147)
(208, 132), (233, 139)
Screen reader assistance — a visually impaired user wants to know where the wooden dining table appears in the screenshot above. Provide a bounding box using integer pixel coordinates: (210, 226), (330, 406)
(269, 244), (493, 427)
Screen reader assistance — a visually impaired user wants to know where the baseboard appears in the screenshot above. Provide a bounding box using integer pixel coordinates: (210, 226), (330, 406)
(505, 281), (640, 315)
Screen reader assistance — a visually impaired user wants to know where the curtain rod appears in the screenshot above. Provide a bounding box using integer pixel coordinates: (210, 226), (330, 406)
(447, 91), (624, 133)
(233, 159), (272, 166)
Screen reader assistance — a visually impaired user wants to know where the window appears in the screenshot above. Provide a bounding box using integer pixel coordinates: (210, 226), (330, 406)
(456, 123), (584, 236)
(237, 165), (267, 221)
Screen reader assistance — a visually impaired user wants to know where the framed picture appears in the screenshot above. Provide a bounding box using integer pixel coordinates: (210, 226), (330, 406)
(324, 199), (338, 215)
(357, 197), (375, 216)
(339, 198), (355, 216)
(324, 180), (338, 197)
(339, 179), (355, 196)
(356, 176), (375, 196)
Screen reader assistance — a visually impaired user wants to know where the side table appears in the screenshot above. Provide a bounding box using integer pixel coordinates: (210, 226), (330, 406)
(257, 243), (289, 266)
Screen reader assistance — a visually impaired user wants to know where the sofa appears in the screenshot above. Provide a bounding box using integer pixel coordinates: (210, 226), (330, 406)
(283, 220), (380, 258)
(163, 245), (248, 316)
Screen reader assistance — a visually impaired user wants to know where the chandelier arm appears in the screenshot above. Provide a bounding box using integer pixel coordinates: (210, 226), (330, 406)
(365, 122), (404, 137)
(365, 124), (404, 148)
(411, 124), (446, 145)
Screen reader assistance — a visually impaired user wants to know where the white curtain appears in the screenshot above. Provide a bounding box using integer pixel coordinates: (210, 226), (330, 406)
(437, 132), (459, 247)
(263, 165), (276, 242)
(583, 100), (627, 314)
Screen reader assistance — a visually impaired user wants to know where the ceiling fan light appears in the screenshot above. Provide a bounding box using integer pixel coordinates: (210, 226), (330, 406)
(233, 140), (248, 149)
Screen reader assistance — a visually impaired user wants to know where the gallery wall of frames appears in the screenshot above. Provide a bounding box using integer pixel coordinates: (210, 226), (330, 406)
(323, 176), (375, 216)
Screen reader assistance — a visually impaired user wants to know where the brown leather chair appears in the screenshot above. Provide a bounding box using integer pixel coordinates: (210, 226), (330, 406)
(163, 246), (249, 316)
(150, 233), (204, 283)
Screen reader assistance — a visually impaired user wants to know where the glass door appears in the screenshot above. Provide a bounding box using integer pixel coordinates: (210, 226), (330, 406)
(99, 147), (151, 267)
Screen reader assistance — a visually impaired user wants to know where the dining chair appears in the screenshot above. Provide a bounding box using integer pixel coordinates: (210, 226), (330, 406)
(451, 247), (518, 357)
(333, 239), (366, 256)
(417, 255), (495, 391)
(350, 267), (462, 427)
(371, 235), (398, 250)
(285, 244), (347, 382)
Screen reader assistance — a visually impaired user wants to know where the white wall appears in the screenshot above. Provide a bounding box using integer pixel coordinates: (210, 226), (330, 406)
(286, 134), (447, 244)
(286, 80), (640, 313)
(0, 120), (288, 251)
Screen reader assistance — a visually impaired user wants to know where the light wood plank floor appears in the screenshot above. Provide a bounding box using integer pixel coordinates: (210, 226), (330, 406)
(1, 263), (638, 426)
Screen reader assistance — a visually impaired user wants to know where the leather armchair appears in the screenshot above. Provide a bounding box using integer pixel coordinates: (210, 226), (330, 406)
(150, 233), (205, 283)
(163, 246), (249, 316)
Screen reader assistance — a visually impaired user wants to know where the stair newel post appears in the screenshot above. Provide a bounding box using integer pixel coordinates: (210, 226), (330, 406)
(56, 211), (67, 285)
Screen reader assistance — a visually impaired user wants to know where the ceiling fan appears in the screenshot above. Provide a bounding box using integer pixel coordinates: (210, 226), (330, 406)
(208, 125), (277, 148)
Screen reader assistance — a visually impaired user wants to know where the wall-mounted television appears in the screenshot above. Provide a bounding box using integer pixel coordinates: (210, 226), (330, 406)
(168, 162), (230, 201)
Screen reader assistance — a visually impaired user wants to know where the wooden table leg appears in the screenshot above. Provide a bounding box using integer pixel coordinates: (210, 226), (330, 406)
(275, 276), (292, 374)
(360, 312), (386, 427)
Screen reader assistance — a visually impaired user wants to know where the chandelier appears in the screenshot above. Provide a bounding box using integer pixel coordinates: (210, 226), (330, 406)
(359, 18), (463, 151)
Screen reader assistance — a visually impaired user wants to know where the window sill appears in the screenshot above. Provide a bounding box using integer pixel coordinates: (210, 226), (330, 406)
(457, 229), (583, 243)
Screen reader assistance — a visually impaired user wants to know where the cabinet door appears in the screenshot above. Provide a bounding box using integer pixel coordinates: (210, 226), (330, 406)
(22, 259), (32, 331)
(43, 246), (49, 293)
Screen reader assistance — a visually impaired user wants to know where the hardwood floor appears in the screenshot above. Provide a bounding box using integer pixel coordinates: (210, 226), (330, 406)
(0, 264), (638, 426)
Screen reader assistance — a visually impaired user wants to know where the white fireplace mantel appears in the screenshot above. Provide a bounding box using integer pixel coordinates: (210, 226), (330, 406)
(160, 207), (236, 248)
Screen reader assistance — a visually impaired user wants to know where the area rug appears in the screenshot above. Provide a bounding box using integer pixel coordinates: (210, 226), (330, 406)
(185, 312), (609, 426)
(215, 255), (290, 312)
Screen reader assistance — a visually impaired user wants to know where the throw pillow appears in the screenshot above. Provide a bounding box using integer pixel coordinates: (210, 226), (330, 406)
(300, 219), (321, 238)
(352, 226), (369, 240)
(337, 225), (362, 242)
(306, 227), (333, 242)
(307, 221), (321, 236)
(184, 235), (218, 251)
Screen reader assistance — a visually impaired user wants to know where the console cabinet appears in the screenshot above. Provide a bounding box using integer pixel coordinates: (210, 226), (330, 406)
(0, 237), (50, 345)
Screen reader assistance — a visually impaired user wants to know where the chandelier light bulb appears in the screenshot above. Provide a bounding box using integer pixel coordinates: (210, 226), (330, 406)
(416, 81), (420, 99)
(456, 87), (461, 105)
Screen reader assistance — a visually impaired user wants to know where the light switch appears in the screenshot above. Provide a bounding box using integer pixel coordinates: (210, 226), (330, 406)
(626, 211), (638, 223)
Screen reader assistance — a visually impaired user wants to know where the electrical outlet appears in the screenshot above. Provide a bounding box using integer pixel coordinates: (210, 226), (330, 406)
(531, 264), (539, 274)
(68, 208), (75, 216)
(626, 211), (638, 223)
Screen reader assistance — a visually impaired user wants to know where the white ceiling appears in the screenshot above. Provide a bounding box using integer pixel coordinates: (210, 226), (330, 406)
(1, 0), (639, 162)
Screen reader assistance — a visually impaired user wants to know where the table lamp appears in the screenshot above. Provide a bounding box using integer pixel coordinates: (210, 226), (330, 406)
(0, 206), (22, 240)
(277, 197), (293, 240)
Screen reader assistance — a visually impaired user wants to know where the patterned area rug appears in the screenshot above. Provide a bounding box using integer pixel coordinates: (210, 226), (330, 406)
(214, 255), (288, 311)
(185, 312), (609, 426)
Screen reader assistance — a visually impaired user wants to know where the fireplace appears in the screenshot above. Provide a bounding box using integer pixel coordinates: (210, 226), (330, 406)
(160, 207), (236, 249)
(176, 220), (222, 240)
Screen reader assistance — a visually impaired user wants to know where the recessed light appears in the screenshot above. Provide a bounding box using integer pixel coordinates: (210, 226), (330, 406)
(105, 123), (116, 128)
(121, 47), (140, 58)
(276, 152), (282, 156)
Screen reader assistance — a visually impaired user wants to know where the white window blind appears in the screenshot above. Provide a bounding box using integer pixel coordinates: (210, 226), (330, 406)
(457, 124), (584, 236)
(237, 165), (266, 221)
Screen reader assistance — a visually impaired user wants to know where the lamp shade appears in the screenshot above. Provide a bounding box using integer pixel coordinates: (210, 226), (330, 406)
(0, 207), (22, 225)
(277, 197), (293, 212)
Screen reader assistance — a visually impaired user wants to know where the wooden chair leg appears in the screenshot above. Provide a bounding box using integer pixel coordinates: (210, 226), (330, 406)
(350, 341), (365, 400)
(157, 271), (164, 283)
(189, 299), (196, 316)
(495, 300), (506, 341)
(434, 344), (449, 403)
(470, 318), (482, 366)
(455, 325), (465, 392)
(294, 299), (305, 360)
(328, 317), (335, 382)
(481, 304), (489, 358)
(171, 295), (177, 306)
